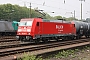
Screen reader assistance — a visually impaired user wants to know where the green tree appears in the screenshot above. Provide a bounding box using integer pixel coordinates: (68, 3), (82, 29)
(0, 4), (53, 21)
(66, 17), (78, 21)
(0, 4), (78, 21)
(54, 16), (62, 19)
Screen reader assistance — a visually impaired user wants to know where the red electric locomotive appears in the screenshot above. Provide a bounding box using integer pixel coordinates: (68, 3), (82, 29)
(17, 18), (76, 43)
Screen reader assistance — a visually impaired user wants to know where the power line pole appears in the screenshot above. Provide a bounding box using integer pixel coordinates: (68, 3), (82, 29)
(79, 0), (85, 20)
(64, 0), (65, 4)
(81, 1), (82, 20)
(29, 3), (31, 18)
(74, 10), (75, 20)
(24, 2), (26, 7)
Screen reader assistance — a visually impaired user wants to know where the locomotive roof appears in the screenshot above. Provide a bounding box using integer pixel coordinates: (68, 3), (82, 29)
(0, 21), (10, 22)
(42, 19), (70, 23)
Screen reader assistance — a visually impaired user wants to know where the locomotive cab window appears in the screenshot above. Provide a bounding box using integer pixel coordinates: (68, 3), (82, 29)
(37, 22), (39, 26)
(16, 24), (18, 26)
(74, 24), (75, 27)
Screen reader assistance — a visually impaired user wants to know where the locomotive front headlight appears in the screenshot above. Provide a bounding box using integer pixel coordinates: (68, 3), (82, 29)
(18, 29), (22, 32)
(27, 29), (31, 32)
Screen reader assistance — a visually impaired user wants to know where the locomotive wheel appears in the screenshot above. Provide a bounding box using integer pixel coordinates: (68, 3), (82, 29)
(88, 36), (90, 38)
(42, 38), (48, 43)
(56, 39), (59, 41)
(76, 36), (81, 39)
(16, 36), (20, 40)
(70, 36), (75, 40)
(64, 36), (68, 40)
(26, 36), (30, 41)
(19, 37), (22, 41)
(85, 35), (89, 38)
(55, 37), (59, 41)
(76, 36), (79, 39)
(34, 39), (40, 44)
(19, 36), (23, 41)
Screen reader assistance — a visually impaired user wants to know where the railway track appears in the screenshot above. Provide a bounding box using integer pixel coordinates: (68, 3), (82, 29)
(0, 42), (33, 49)
(0, 36), (16, 39)
(0, 36), (20, 45)
(0, 39), (19, 42)
(0, 36), (17, 42)
(0, 38), (88, 49)
(0, 38), (90, 58)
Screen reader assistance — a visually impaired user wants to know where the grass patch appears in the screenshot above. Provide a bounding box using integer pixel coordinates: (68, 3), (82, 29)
(17, 45), (90, 60)
(17, 53), (43, 60)
(54, 49), (76, 58)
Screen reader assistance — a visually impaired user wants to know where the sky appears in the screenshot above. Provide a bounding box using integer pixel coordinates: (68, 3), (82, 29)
(0, 0), (90, 19)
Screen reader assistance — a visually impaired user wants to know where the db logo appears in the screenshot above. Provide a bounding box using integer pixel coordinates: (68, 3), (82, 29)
(56, 25), (63, 29)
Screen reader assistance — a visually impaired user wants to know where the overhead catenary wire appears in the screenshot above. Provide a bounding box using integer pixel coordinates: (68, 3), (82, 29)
(16, 0), (90, 19)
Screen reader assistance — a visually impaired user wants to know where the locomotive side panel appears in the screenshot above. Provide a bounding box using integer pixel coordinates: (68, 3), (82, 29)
(34, 22), (76, 38)
(0, 22), (6, 31)
(0, 21), (17, 36)
(5, 22), (14, 31)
